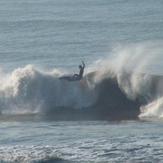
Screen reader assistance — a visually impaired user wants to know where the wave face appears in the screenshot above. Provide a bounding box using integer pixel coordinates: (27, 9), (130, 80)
(0, 42), (163, 120)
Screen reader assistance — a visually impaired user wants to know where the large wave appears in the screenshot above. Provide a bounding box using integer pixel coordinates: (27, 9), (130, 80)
(1, 41), (163, 120)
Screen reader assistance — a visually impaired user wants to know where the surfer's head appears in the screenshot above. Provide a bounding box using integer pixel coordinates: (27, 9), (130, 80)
(79, 65), (82, 69)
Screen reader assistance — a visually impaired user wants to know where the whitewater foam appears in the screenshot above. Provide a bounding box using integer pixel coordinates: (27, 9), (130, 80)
(0, 65), (96, 115)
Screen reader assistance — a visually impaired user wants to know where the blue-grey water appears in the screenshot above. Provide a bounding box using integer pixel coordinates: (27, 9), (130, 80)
(0, 0), (163, 70)
(0, 0), (163, 162)
(1, 120), (163, 162)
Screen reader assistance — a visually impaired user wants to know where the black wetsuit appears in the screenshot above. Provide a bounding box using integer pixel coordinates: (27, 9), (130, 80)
(73, 62), (85, 80)
(79, 66), (84, 78)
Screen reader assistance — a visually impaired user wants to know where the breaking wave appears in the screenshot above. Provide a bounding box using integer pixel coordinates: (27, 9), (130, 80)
(0, 41), (163, 120)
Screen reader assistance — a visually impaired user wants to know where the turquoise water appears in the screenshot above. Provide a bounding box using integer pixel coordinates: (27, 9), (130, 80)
(0, 0), (163, 162)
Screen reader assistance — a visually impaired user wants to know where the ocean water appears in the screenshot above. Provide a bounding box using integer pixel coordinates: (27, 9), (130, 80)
(1, 120), (163, 162)
(0, 0), (163, 162)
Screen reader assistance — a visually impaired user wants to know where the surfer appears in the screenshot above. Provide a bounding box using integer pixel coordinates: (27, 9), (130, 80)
(59, 61), (85, 81)
(73, 61), (85, 80)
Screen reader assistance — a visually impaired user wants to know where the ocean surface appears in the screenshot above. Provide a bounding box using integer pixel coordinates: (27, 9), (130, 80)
(0, 0), (163, 162)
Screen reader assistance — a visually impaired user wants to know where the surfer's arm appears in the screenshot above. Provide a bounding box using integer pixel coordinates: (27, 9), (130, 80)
(82, 61), (85, 68)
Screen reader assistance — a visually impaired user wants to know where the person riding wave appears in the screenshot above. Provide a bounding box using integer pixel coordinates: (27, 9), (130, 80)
(72, 61), (85, 80)
(59, 61), (85, 81)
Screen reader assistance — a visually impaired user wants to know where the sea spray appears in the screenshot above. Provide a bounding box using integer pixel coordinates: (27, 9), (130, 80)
(90, 41), (163, 119)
